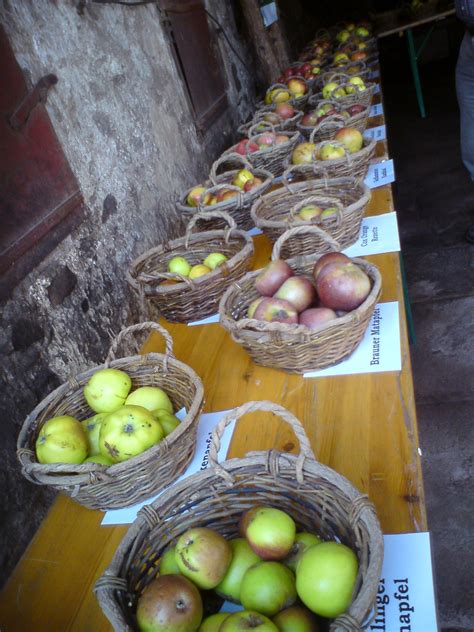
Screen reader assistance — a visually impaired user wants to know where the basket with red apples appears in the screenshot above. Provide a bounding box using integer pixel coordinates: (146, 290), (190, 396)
(222, 123), (301, 178)
(127, 211), (254, 324)
(297, 100), (370, 141)
(219, 225), (381, 374)
(251, 174), (371, 257)
(176, 154), (273, 232)
(238, 102), (304, 136)
(95, 400), (383, 632)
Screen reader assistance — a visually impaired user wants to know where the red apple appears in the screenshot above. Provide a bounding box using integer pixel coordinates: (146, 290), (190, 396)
(283, 67), (295, 80)
(291, 142), (316, 165)
(274, 134), (290, 145)
(274, 276), (316, 313)
(272, 605), (321, 631)
(257, 132), (276, 146)
(347, 103), (366, 116)
(136, 574), (203, 632)
(300, 62), (312, 74)
(241, 506), (296, 560)
(313, 252), (351, 280)
(247, 297), (265, 319)
(243, 176), (263, 193)
(253, 298), (298, 324)
(316, 262), (372, 311)
(334, 127), (364, 153)
(235, 139), (259, 155)
(301, 112), (319, 127)
(275, 103), (295, 119)
(255, 260), (294, 296)
(299, 307), (338, 329)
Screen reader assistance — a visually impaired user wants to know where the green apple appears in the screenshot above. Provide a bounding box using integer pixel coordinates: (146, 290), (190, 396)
(215, 538), (261, 603)
(220, 611), (278, 631)
(283, 532), (323, 573)
(83, 368), (132, 414)
(81, 412), (107, 455)
(242, 506), (296, 560)
(240, 561), (296, 617)
(152, 409), (181, 436)
(198, 612), (231, 631)
(99, 405), (164, 463)
(125, 386), (173, 413)
(168, 256), (191, 277)
(136, 574), (203, 632)
(203, 253), (228, 270)
(232, 168), (254, 189)
(83, 454), (114, 466)
(175, 527), (233, 590)
(160, 546), (181, 575)
(272, 605), (320, 631)
(296, 541), (358, 618)
(298, 205), (322, 222)
(35, 415), (88, 465)
(319, 144), (346, 161)
(321, 207), (338, 219)
(322, 81), (339, 99)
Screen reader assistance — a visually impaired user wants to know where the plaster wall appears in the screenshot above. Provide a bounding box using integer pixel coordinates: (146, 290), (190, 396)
(0, 0), (255, 584)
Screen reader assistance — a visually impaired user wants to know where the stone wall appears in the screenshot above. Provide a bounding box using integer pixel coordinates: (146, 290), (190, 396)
(0, 0), (255, 585)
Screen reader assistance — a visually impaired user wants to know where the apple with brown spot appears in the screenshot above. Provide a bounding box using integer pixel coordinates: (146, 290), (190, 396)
(253, 298), (298, 325)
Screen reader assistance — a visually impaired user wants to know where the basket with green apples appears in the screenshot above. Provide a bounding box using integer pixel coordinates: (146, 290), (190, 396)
(309, 72), (376, 110)
(17, 322), (204, 510)
(95, 400), (384, 632)
(127, 211), (254, 324)
(297, 99), (370, 141)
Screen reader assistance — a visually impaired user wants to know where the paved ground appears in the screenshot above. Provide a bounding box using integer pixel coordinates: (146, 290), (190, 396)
(379, 26), (474, 632)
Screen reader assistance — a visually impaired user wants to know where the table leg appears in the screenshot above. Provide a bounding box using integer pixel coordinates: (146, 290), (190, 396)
(406, 27), (426, 118)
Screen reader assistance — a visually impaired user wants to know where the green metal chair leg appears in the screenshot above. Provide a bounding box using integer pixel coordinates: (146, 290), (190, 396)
(400, 254), (416, 345)
(406, 28), (426, 118)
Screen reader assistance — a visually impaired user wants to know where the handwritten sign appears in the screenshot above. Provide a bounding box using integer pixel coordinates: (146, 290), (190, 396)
(304, 301), (401, 378)
(365, 159), (395, 189)
(364, 124), (386, 142)
(101, 409), (237, 525)
(370, 103), (384, 117)
(343, 212), (400, 257)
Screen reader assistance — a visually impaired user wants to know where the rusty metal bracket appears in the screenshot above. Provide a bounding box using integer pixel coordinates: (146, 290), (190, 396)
(8, 73), (58, 131)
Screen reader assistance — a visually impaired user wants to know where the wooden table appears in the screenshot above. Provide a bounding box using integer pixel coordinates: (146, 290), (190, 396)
(0, 101), (427, 631)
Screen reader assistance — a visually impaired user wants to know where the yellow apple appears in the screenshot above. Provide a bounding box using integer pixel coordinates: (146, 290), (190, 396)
(36, 415), (88, 465)
(125, 386), (173, 413)
(189, 264), (211, 279)
(203, 252), (228, 270)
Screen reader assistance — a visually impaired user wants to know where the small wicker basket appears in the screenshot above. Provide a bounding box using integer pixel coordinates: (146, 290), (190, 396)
(219, 225), (382, 374)
(223, 123), (301, 177)
(250, 174), (371, 257)
(319, 62), (371, 87)
(238, 106), (304, 136)
(127, 211), (254, 324)
(176, 154), (273, 232)
(309, 73), (376, 110)
(17, 322), (205, 510)
(258, 80), (312, 110)
(297, 104), (370, 141)
(95, 400), (384, 632)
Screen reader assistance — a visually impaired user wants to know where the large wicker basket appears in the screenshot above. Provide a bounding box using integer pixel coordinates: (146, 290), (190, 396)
(17, 322), (205, 510)
(251, 174), (371, 257)
(95, 400), (384, 632)
(223, 123), (301, 177)
(176, 154), (273, 232)
(127, 211), (254, 324)
(219, 226), (382, 374)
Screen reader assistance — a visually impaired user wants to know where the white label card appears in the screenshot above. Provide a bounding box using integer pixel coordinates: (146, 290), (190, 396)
(187, 313), (220, 326)
(101, 409), (237, 525)
(365, 159), (395, 189)
(343, 212), (400, 257)
(260, 1), (278, 27)
(247, 226), (263, 236)
(373, 83), (381, 94)
(304, 301), (401, 378)
(364, 124), (386, 142)
(221, 533), (439, 632)
(370, 103), (384, 117)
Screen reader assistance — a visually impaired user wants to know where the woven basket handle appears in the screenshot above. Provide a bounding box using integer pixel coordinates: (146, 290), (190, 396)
(185, 210), (237, 247)
(197, 184), (244, 213)
(288, 195), (344, 227)
(272, 225), (341, 259)
(209, 153), (253, 185)
(324, 72), (349, 85)
(310, 116), (346, 140)
(248, 121), (277, 140)
(105, 322), (174, 365)
(208, 401), (315, 484)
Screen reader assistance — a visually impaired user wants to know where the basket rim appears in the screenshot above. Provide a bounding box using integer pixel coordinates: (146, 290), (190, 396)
(219, 255), (382, 339)
(223, 129), (301, 163)
(282, 136), (376, 175)
(127, 226), (254, 296)
(250, 178), (371, 230)
(17, 351), (205, 480)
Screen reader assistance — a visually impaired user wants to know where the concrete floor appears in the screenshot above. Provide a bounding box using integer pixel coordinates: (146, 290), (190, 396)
(379, 31), (474, 632)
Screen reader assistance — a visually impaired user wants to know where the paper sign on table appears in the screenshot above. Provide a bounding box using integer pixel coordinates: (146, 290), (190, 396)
(304, 301), (401, 378)
(364, 124), (386, 142)
(101, 409), (237, 525)
(374, 83), (381, 94)
(247, 226), (263, 236)
(343, 212), (400, 257)
(369, 68), (380, 80)
(370, 103), (384, 117)
(221, 533), (438, 631)
(365, 159), (395, 189)
(187, 313), (220, 326)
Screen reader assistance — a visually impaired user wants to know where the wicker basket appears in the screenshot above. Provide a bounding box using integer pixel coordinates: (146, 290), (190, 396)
(284, 132), (376, 181)
(176, 154), (273, 232)
(309, 74), (376, 110)
(238, 106), (304, 136)
(223, 123), (302, 177)
(95, 400), (384, 632)
(127, 211), (254, 324)
(219, 226), (382, 374)
(16, 322), (205, 510)
(297, 104), (370, 141)
(319, 62), (371, 86)
(251, 175), (371, 257)
(257, 80), (312, 110)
